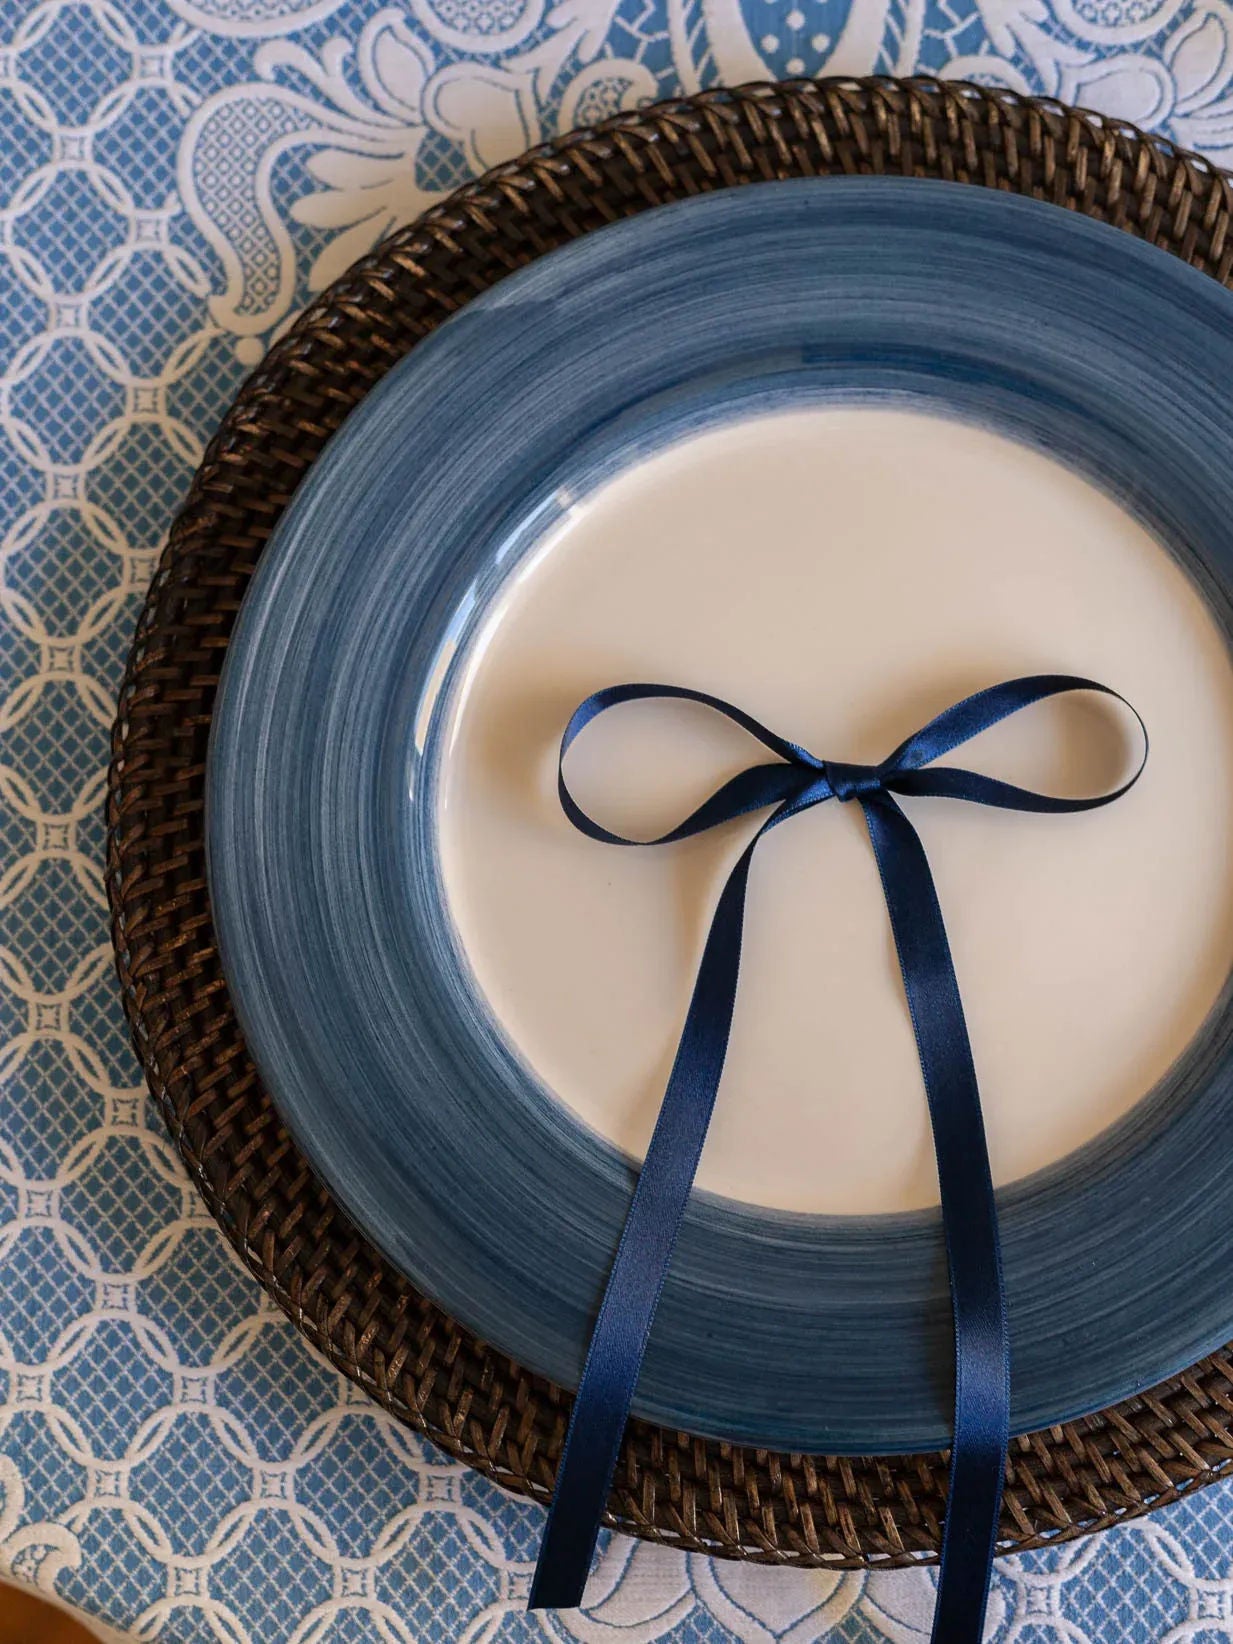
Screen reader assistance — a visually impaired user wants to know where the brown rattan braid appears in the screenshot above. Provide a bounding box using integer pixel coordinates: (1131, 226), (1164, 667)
(106, 76), (1233, 1570)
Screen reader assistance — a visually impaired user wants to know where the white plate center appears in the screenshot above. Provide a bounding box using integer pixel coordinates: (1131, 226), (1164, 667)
(438, 407), (1233, 1214)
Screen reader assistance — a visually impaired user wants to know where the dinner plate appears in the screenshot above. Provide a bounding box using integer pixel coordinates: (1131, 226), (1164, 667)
(206, 176), (1233, 1453)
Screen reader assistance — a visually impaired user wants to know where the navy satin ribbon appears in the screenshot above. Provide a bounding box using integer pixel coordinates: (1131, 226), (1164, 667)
(529, 675), (1147, 1638)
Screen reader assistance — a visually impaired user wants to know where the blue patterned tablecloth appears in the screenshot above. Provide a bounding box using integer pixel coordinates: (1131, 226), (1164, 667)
(4, 2), (1233, 1639)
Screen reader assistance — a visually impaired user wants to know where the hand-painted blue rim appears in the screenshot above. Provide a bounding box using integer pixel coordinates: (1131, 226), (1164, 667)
(207, 176), (1233, 1454)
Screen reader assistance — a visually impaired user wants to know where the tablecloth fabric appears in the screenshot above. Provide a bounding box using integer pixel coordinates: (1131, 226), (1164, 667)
(2, 1), (1233, 1638)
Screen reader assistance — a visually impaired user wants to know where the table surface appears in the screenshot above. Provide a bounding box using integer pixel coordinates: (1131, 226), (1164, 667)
(3, 2), (1233, 1640)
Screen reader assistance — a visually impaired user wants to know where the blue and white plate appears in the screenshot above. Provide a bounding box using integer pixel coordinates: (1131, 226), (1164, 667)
(206, 177), (1233, 1453)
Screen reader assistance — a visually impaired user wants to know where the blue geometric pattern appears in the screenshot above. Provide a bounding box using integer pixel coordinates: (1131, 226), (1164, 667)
(3, 0), (1233, 1638)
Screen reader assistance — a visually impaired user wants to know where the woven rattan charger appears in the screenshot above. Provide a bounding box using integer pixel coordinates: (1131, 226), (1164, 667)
(107, 77), (1233, 1572)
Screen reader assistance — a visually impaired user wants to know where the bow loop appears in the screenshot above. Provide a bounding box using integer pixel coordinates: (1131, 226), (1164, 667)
(556, 675), (1146, 845)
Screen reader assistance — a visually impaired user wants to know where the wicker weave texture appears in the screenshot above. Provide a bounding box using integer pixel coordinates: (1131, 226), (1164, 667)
(107, 77), (1233, 1570)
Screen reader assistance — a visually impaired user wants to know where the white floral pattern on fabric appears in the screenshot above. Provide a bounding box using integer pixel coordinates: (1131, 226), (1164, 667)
(2, 1), (1233, 1639)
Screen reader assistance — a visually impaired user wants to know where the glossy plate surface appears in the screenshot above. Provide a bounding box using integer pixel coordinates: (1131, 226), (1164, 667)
(207, 177), (1233, 1452)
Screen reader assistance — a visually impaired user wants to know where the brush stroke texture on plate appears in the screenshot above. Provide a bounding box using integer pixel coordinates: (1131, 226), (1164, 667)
(206, 177), (1233, 1453)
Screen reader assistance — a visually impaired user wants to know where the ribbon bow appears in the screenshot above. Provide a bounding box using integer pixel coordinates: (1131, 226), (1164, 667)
(529, 675), (1147, 1642)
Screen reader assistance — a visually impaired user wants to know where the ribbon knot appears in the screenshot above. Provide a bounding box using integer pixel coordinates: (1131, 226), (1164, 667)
(531, 674), (1147, 1644)
(823, 759), (883, 802)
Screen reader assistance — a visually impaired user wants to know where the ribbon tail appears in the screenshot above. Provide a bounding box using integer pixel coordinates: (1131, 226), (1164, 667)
(528, 829), (765, 1610)
(859, 792), (1010, 1644)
